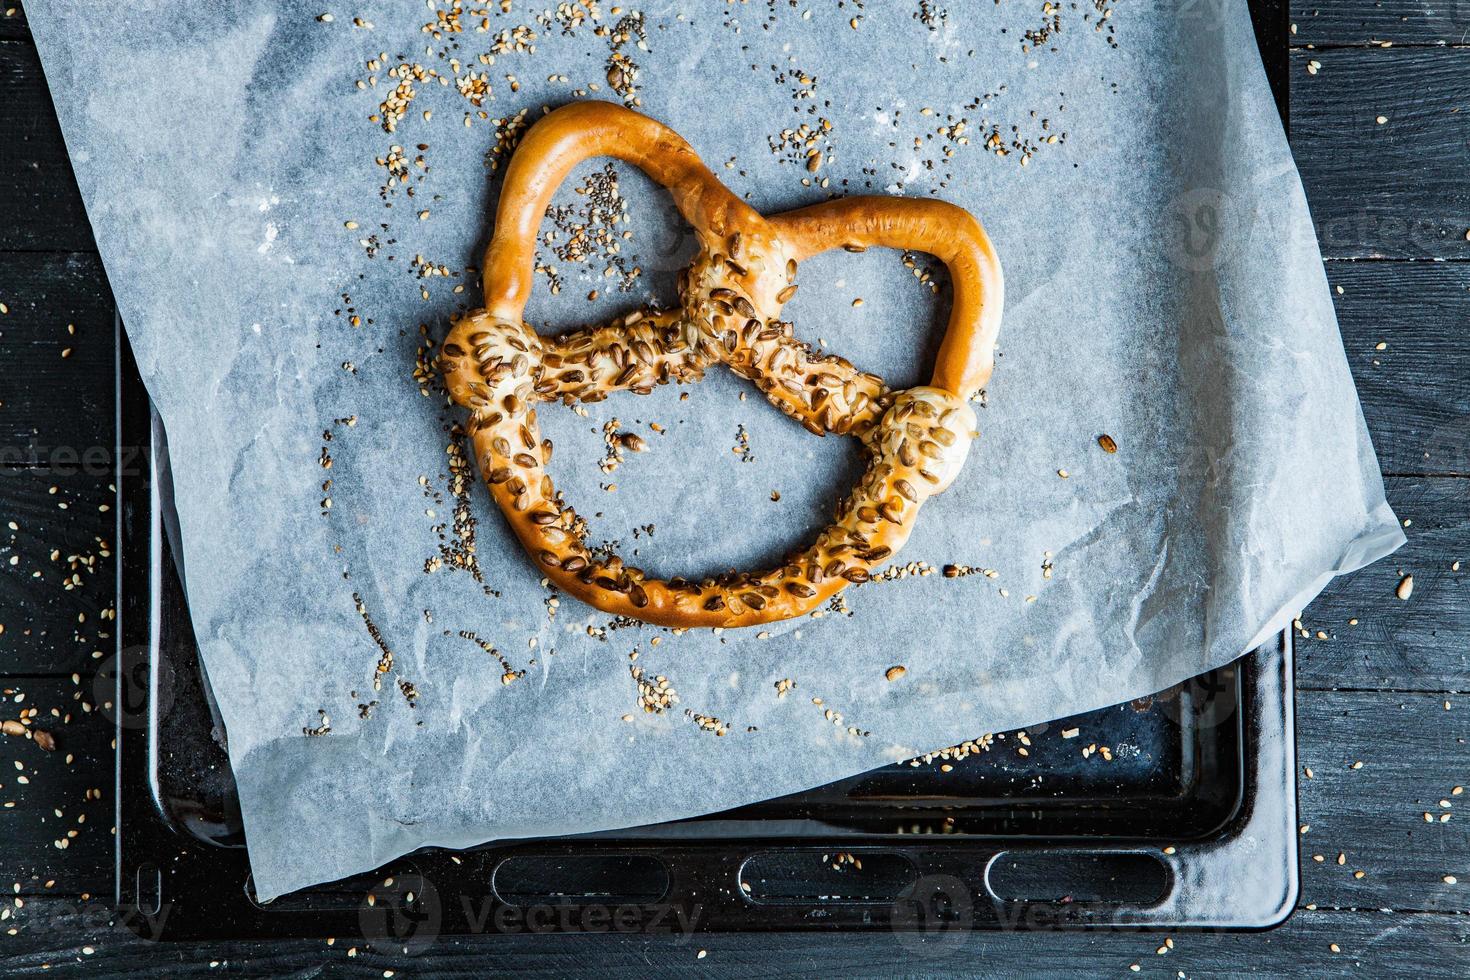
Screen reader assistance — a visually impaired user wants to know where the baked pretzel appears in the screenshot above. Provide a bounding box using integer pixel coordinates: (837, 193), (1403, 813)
(440, 102), (1003, 628)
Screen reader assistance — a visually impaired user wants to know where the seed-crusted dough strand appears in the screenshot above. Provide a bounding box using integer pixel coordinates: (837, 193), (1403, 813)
(481, 100), (762, 323)
(771, 197), (1006, 398)
(536, 308), (705, 403)
(439, 101), (1003, 628)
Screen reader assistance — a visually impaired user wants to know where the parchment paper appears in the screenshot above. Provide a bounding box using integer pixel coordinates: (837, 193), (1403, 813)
(27, 0), (1403, 899)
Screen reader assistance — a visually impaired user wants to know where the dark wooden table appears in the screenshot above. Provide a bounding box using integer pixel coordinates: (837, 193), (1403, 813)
(2, 1), (1467, 974)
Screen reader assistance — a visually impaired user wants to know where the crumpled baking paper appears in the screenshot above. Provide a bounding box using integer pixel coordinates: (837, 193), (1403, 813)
(27, 0), (1403, 899)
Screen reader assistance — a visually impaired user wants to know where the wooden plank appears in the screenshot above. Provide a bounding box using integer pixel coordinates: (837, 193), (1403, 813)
(0, 251), (114, 464)
(1, 670), (1463, 919)
(0, 903), (1464, 975)
(1329, 261), (1470, 477)
(0, 39), (94, 253)
(1300, 477), (1469, 692)
(0, 468), (115, 678)
(1297, 690), (1470, 914)
(0, 678), (112, 897)
(6, 674), (1466, 910)
(1292, 48), (1470, 260)
(1291, 1), (1470, 46)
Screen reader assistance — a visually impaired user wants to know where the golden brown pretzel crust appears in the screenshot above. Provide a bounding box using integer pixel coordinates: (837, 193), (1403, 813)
(439, 101), (1003, 628)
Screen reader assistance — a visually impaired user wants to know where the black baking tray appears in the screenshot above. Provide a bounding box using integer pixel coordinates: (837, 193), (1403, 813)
(111, 1), (1296, 940)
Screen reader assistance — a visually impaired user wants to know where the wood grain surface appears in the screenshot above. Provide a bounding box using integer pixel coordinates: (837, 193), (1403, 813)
(0, 39), (92, 254)
(1291, 1), (1470, 46)
(1293, 47), (1470, 260)
(1, 0), (1467, 974)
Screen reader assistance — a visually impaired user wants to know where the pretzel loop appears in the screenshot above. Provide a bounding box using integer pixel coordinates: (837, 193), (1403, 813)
(440, 102), (1003, 628)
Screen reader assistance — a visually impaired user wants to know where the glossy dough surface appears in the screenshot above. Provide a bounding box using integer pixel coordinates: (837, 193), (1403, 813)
(439, 101), (1003, 628)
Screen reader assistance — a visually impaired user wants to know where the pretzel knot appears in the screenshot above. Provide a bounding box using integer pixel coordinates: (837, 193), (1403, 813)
(440, 102), (1003, 628)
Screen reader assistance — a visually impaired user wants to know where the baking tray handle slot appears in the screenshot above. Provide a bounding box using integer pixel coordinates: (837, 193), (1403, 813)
(492, 854), (670, 906)
(738, 850), (918, 905)
(985, 851), (1169, 906)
